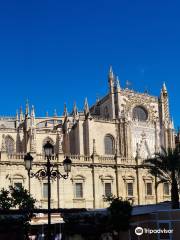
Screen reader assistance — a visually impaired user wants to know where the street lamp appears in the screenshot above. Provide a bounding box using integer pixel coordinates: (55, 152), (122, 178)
(24, 141), (72, 240)
(24, 152), (33, 192)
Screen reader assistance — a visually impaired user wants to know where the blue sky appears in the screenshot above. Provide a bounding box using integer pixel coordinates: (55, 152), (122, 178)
(0, 0), (179, 128)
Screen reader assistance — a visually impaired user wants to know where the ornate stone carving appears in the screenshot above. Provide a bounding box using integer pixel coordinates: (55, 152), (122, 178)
(1, 134), (6, 152)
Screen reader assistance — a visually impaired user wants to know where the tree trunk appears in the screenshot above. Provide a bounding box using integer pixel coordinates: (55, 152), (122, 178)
(171, 170), (179, 209)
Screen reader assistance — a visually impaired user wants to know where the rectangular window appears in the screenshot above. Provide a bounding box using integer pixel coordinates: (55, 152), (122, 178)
(127, 183), (133, 196)
(43, 183), (48, 199)
(164, 183), (170, 195)
(14, 182), (22, 190)
(105, 183), (112, 197)
(146, 183), (152, 196)
(75, 183), (83, 198)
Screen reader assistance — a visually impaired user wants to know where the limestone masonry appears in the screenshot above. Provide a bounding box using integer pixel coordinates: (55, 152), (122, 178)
(0, 67), (175, 208)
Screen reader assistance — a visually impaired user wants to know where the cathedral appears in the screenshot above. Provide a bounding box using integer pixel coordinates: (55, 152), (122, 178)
(0, 67), (175, 209)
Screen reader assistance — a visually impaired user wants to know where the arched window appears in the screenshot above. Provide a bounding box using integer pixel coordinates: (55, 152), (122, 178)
(133, 106), (148, 121)
(5, 136), (15, 154)
(104, 135), (114, 155)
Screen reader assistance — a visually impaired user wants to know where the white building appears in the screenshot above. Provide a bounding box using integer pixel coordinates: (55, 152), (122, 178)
(0, 67), (175, 209)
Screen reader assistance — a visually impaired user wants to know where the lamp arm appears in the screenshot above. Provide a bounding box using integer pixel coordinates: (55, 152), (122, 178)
(30, 168), (48, 179)
(50, 169), (69, 179)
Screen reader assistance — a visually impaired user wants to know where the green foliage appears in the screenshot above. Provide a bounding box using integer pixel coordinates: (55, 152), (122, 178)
(107, 197), (132, 232)
(144, 146), (180, 209)
(0, 188), (13, 210)
(10, 186), (35, 212)
(0, 186), (36, 239)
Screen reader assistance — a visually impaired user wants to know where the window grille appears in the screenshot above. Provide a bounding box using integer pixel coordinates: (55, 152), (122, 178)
(75, 183), (83, 198)
(146, 182), (152, 196)
(127, 183), (133, 196)
(105, 183), (112, 197)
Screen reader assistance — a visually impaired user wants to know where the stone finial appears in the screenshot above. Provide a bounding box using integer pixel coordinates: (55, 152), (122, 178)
(25, 99), (30, 117)
(72, 102), (79, 121)
(20, 106), (24, 122)
(30, 105), (36, 128)
(108, 66), (115, 94)
(172, 118), (174, 129)
(108, 65), (114, 80)
(15, 110), (19, 128)
(116, 76), (121, 91)
(31, 105), (35, 117)
(162, 82), (167, 93)
(54, 109), (57, 117)
(169, 118), (174, 129)
(73, 102), (78, 116)
(64, 103), (68, 118)
(84, 98), (90, 117)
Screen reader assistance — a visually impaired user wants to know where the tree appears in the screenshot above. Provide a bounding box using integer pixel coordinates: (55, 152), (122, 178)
(107, 196), (132, 239)
(144, 146), (180, 209)
(0, 186), (36, 239)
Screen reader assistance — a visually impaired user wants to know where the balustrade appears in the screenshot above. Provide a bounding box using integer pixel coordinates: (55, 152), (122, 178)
(1, 152), (136, 166)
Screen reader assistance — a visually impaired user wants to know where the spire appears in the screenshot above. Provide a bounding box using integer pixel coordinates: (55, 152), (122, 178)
(84, 97), (90, 117)
(15, 110), (19, 128)
(31, 105), (35, 117)
(116, 76), (121, 91)
(73, 102), (79, 118)
(16, 110), (19, 121)
(170, 118), (174, 129)
(63, 103), (68, 118)
(172, 118), (174, 129)
(30, 105), (36, 128)
(162, 82), (167, 92)
(108, 65), (114, 80)
(161, 82), (168, 97)
(25, 99), (29, 117)
(108, 65), (115, 94)
(20, 106), (24, 122)
(54, 109), (57, 117)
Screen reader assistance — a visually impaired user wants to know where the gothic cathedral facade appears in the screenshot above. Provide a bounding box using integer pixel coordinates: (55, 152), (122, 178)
(0, 67), (175, 208)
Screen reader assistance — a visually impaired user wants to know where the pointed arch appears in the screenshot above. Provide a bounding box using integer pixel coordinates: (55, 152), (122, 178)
(104, 134), (115, 155)
(5, 135), (15, 154)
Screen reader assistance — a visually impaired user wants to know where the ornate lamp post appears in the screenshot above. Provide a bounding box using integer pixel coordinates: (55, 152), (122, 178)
(24, 152), (33, 192)
(24, 141), (72, 240)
